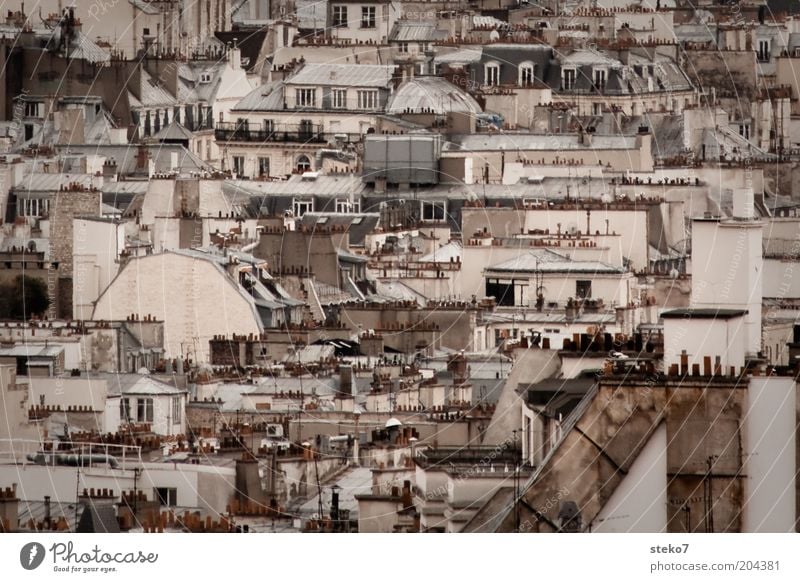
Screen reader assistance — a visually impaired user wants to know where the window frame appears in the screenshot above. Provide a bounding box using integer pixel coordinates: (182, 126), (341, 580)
(295, 88), (316, 108)
(357, 89), (379, 110)
(332, 5), (348, 27)
(485, 62), (501, 86)
(332, 89), (347, 109)
(361, 6), (376, 29)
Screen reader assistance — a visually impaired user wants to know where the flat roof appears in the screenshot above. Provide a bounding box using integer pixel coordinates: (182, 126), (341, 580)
(660, 308), (748, 320)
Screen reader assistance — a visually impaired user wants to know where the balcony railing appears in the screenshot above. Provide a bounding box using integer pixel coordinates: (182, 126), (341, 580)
(215, 122), (327, 143)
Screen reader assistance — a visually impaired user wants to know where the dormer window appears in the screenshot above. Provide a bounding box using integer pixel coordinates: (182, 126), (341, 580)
(593, 68), (607, 90)
(519, 62), (535, 87)
(24, 101), (42, 118)
(296, 88), (316, 108)
(758, 39), (771, 62)
(562, 68), (576, 90)
(485, 62), (501, 86)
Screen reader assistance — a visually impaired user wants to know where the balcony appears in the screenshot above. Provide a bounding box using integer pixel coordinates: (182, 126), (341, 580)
(215, 122), (327, 144)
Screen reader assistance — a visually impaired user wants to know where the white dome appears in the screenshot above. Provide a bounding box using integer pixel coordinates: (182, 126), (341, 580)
(385, 418), (402, 429)
(386, 77), (481, 116)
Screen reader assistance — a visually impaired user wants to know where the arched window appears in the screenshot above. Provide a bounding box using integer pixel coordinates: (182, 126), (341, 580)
(296, 155), (311, 173)
(519, 61), (536, 87)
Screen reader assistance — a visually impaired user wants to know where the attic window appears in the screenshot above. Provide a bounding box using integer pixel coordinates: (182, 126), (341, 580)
(485, 62), (500, 86)
(199, 73), (212, 84)
(519, 62), (535, 87)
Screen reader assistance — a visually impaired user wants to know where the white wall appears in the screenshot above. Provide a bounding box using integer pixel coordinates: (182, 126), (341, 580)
(690, 219), (763, 354)
(91, 253), (262, 360)
(73, 218), (125, 320)
(743, 377), (796, 532)
(592, 423), (668, 532)
(663, 316), (746, 372)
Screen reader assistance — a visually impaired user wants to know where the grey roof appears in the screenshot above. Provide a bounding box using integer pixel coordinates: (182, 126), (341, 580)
(224, 174), (369, 199)
(76, 505), (120, 533)
(286, 64), (395, 88)
(121, 374), (187, 396)
(133, 69), (177, 108)
(153, 121), (194, 141)
(0, 345), (63, 358)
(660, 308), (748, 320)
(433, 47), (484, 65)
(13, 173), (93, 193)
(298, 212), (380, 245)
(70, 33), (111, 64)
(231, 81), (285, 112)
(389, 22), (448, 43)
(55, 143), (212, 175)
(386, 76), (482, 116)
(560, 48), (622, 68)
(443, 133), (638, 152)
(486, 249), (625, 274)
(418, 241), (462, 263)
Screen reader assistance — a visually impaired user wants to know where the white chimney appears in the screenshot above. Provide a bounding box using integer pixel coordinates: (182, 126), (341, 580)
(229, 39), (241, 70)
(733, 187), (755, 220)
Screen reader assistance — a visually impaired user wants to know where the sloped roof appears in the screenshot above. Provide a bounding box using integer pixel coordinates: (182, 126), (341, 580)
(419, 241), (463, 263)
(135, 69), (177, 108)
(232, 81), (284, 111)
(286, 64), (395, 88)
(122, 374), (187, 396)
(560, 48), (622, 68)
(389, 22), (448, 42)
(70, 32), (111, 64)
(153, 121), (194, 141)
(486, 249), (625, 274)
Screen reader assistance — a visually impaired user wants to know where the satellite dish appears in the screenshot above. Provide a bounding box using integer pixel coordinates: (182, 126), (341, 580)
(385, 418), (402, 429)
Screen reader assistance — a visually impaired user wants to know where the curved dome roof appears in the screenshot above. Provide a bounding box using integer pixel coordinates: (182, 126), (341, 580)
(386, 76), (481, 116)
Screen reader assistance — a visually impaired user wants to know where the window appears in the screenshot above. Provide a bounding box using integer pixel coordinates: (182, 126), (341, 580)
(154, 487), (177, 507)
(120, 398), (132, 422)
(258, 157), (270, 177)
(332, 5), (348, 27)
(336, 198), (361, 213)
(421, 200), (446, 222)
(143, 27), (151, 36)
(562, 68), (576, 90)
(421, 42), (431, 53)
(399, 42), (409, 54)
(593, 102), (602, 116)
(576, 280), (592, 299)
(519, 62), (535, 86)
(293, 197), (314, 216)
(485, 63), (500, 86)
(357, 90), (378, 110)
(332, 89), (347, 109)
(172, 397), (182, 424)
(263, 119), (274, 134)
(137, 398), (154, 423)
(361, 6), (376, 28)
(296, 155), (312, 173)
(739, 124), (750, 140)
(199, 72), (212, 84)
(232, 156), (245, 176)
(24, 101), (42, 118)
(296, 88), (316, 108)
(757, 39), (770, 63)
(593, 68), (606, 90)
